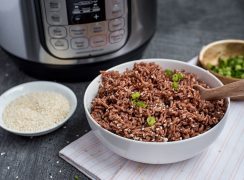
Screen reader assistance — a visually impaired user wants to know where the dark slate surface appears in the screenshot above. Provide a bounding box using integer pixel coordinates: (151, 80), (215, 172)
(0, 0), (243, 179)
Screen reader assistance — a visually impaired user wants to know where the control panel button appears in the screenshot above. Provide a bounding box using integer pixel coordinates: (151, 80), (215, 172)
(111, 3), (123, 18)
(47, 13), (63, 25)
(49, 26), (66, 38)
(70, 25), (87, 37)
(90, 35), (107, 47)
(45, 0), (61, 11)
(109, 18), (124, 31)
(112, 3), (121, 12)
(89, 22), (107, 35)
(106, 0), (125, 19)
(50, 39), (68, 50)
(44, 0), (68, 25)
(71, 38), (89, 49)
(109, 29), (124, 44)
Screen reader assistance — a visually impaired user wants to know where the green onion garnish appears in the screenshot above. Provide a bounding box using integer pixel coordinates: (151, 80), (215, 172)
(172, 73), (184, 82)
(178, 73), (184, 80)
(147, 116), (156, 126)
(172, 74), (179, 82)
(172, 81), (179, 91)
(235, 64), (242, 70)
(135, 101), (147, 108)
(171, 72), (184, 91)
(74, 175), (79, 180)
(209, 55), (244, 79)
(131, 92), (140, 100)
(131, 92), (147, 108)
(165, 69), (173, 76)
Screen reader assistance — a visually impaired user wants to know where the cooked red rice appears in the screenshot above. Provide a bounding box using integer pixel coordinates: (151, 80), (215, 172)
(91, 62), (227, 142)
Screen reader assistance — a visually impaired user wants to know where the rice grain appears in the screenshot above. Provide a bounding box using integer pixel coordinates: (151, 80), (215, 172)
(91, 62), (227, 142)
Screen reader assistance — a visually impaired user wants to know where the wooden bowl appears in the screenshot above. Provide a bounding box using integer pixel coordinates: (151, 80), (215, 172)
(198, 39), (244, 100)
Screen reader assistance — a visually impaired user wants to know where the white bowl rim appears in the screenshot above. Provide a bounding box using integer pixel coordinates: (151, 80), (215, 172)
(0, 81), (77, 136)
(84, 58), (230, 145)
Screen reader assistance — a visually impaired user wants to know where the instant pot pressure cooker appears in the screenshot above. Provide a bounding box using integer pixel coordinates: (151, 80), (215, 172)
(0, 0), (157, 80)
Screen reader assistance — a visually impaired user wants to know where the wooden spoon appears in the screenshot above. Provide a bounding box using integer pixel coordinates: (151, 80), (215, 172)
(194, 80), (244, 100)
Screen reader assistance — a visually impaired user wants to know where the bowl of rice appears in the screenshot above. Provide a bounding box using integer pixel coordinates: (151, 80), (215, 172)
(84, 59), (230, 164)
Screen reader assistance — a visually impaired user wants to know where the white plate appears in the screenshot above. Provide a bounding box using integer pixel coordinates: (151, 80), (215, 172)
(0, 81), (77, 136)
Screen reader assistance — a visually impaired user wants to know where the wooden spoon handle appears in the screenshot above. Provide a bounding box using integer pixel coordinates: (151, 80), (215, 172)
(206, 80), (244, 100)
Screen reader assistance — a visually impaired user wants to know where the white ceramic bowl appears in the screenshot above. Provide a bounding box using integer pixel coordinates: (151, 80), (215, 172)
(0, 81), (77, 136)
(84, 59), (230, 164)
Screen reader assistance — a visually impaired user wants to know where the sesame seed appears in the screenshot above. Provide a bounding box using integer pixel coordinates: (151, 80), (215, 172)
(56, 161), (59, 164)
(3, 92), (70, 133)
(59, 170), (62, 173)
(1, 152), (6, 156)
(50, 175), (53, 179)
(16, 176), (18, 179)
(63, 126), (67, 129)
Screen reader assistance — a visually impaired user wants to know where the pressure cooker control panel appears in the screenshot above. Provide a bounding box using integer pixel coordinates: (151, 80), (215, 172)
(40, 0), (128, 59)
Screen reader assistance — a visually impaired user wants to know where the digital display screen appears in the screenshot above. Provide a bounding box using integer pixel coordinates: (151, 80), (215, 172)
(66, 0), (106, 24)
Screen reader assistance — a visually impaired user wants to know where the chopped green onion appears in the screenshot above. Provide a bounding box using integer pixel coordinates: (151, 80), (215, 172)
(210, 55), (244, 79)
(131, 92), (147, 108)
(170, 72), (184, 91)
(147, 116), (156, 126)
(172, 73), (184, 82)
(219, 58), (227, 68)
(131, 92), (140, 100)
(132, 100), (147, 108)
(135, 101), (147, 108)
(172, 81), (179, 91)
(165, 69), (173, 76)
(235, 64), (242, 70)
(74, 175), (79, 180)
(178, 73), (184, 80)
(172, 74), (179, 82)
(207, 63), (213, 69)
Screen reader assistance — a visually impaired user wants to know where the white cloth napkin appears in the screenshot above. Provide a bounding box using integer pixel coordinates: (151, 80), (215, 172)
(59, 58), (244, 180)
